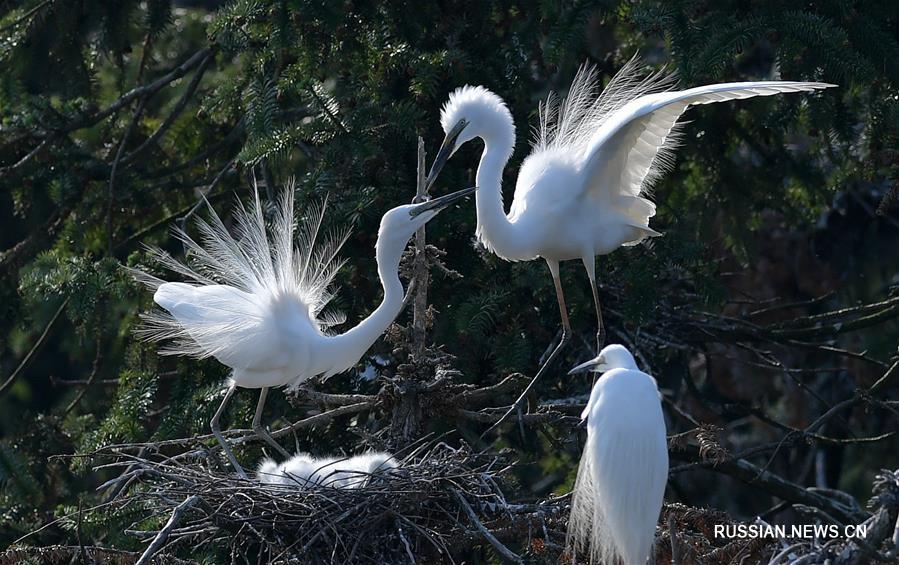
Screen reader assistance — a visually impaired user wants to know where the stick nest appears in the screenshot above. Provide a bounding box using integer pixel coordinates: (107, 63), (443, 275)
(96, 443), (568, 563)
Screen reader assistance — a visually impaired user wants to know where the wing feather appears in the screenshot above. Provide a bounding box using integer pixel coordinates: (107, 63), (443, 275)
(533, 56), (677, 156)
(582, 80), (836, 204)
(525, 58), (834, 233)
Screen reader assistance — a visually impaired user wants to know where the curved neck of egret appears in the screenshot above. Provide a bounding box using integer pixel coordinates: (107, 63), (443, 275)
(326, 232), (407, 371)
(474, 135), (524, 257)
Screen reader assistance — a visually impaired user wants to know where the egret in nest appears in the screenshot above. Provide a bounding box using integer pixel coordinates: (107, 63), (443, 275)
(257, 451), (397, 489)
(134, 185), (474, 477)
(566, 344), (668, 565)
(425, 57), (834, 433)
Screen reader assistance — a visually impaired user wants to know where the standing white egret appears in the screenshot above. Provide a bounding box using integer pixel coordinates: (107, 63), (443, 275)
(133, 185), (474, 477)
(425, 57), (835, 430)
(566, 344), (668, 565)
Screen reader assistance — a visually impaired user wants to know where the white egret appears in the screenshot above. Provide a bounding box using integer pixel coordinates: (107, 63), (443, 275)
(566, 344), (668, 565)
(134, 185), (474, 477)
(257, 451), (397, 488)
(425, 57), (835, 431)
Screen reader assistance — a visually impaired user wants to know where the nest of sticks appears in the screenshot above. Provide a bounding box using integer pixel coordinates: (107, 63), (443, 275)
(71, 435), (899, 565)
(93, 442), (569, 563)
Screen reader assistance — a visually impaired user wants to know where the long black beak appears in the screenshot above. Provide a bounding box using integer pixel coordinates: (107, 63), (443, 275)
(409, 185), (476, 217)
(425, 118), (468, 192)
(568, 358), (603, 375)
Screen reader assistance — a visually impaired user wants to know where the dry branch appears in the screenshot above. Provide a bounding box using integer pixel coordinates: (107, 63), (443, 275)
(0, 545), (197, 565)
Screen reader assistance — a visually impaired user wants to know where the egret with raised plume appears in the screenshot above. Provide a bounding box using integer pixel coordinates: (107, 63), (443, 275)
(566, 344), (668, 564)
(134, 185), (474, 477)
(425, 57), (834, 431)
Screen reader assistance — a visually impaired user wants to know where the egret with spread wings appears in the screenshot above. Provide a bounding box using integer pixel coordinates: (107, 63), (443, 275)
(425, 58), (834, 432)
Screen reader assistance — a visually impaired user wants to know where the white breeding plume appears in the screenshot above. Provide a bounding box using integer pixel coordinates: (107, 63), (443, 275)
(133, 184), (474, 477)
(257, 452), (398, 489)
(425, 57), (835, 432)
(566, 344), (668, 564)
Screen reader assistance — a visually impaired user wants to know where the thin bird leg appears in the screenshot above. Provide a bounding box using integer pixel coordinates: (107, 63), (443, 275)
(582, 256), (606, 352)
(210, 382), (247, 479)
(252, 387), (290, 458)
(481, 260), (572, 438)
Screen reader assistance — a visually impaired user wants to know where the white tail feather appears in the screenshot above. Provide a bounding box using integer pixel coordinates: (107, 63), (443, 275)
(567, 429), (667, 564)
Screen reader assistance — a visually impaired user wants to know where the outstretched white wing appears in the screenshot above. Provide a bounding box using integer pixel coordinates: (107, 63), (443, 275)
(580, 80), (836, 206)
(515, 59), (833, 234)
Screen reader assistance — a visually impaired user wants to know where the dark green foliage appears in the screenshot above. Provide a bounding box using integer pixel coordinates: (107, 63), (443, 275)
(1, 0), (898, 561)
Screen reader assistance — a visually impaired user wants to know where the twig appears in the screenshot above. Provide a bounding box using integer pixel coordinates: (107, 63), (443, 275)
(0, 135), (53, 176)
(63, 335), (103, 415)
(61, 48), (213, 136)
(458, 408), (576, 426)
(456, 373), (529, 407)
(178, 156), (238, 242)
(107, 96), (148, 253)
(668, 514), (682, 565)
(135, 494), (199, 565)
(115, 189), (231, 252)
(0, 201), (72, 280)
(412, 136), (429, 360)
(121, 51), (216, 167)
(267, 402), (373, 441)
(291, 388), (375, 406)
(0, 0), (52, 33)
(145, 117), (246, 179)
(672, 446), (866, 524)
(0, 545), (197, 565)
(453, 489), (523, 564)
(0, 299), (68, 396)
(747, 292), (835, 318)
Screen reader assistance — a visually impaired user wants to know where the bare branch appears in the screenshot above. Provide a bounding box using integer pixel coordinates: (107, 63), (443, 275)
(135, 495), (199, 565)
(453, 489), (523, 564)
(121, 51), (217, 167)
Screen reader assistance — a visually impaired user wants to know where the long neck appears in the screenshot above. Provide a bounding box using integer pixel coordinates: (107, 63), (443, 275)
(327, 235), (406, 369)
(475, 136), (523, 258)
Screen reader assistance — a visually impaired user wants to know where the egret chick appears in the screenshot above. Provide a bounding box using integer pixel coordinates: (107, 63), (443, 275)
(315, 452), (398, 488)
(257, 452), (318, 487)
(257, 452), (397, 489)
(134, 185), (474, 477)
(425, 57), (835, 432)
(566, 344), (668, 565)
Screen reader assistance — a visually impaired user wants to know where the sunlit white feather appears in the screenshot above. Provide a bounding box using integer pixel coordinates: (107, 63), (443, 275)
(257, 451), (398, 489)
(133, 187), (351, 389)
(567, 345), (668, 565)
(133, 185), (461, 392)
(436, 58), (835, 264)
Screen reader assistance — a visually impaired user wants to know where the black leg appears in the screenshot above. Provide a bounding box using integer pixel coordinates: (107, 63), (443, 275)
(481, 260), (571, 438)
(252, 387), (290, 458)
(583, 256), (605, 353)
(211, 382), (247, 478)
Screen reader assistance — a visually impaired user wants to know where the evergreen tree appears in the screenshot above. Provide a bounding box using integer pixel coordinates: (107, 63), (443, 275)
(1, 0), (897, 561)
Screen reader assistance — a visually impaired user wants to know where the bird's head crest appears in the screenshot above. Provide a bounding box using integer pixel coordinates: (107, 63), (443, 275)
(439, 85), (514, 145)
